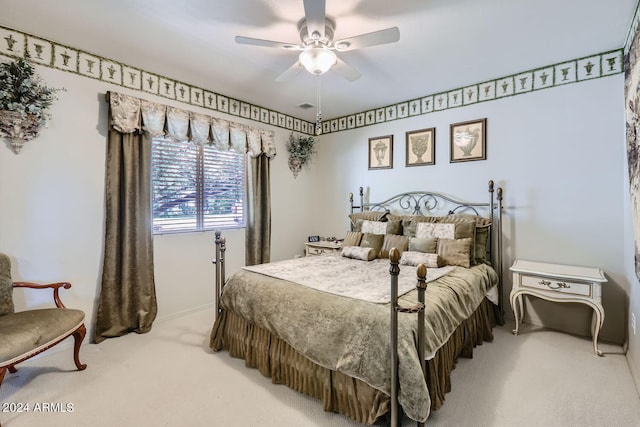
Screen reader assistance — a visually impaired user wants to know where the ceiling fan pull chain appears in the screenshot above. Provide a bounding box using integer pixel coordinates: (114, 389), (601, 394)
(315, 76), (323, 135)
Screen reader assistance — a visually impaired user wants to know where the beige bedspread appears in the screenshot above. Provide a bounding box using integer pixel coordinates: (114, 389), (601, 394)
(242, 254), (455, 303)
(212, 261), (498, 423)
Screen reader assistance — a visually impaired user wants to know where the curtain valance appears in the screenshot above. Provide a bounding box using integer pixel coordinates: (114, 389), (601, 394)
(107, 91), (276, 157)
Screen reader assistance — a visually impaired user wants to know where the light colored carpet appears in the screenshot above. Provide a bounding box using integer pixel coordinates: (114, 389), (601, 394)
(1, 308), (639, 427)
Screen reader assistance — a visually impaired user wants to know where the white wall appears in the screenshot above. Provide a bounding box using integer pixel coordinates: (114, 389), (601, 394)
(310, 75), (629, 345)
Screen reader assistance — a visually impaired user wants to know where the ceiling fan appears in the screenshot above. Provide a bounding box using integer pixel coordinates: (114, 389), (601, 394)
(235, 0), (400, 82)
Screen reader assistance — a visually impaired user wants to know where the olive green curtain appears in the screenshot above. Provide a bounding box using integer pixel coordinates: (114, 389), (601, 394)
(245, 154), (271, 266)
(94, 126), (157, 343)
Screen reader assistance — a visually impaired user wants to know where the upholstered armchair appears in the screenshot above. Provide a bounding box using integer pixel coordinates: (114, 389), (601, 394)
(0, 253), (87, 390)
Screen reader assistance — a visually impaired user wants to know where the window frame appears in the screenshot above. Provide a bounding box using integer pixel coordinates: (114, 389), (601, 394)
(151, 136), (247, 235)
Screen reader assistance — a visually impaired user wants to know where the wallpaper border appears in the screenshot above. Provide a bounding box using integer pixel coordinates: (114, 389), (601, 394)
(0, 24), (315, 135)
(323, 50), (623, 134)
(0, 24), (623, 136)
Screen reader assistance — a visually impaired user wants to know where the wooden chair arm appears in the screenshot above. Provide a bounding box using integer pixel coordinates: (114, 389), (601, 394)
(12, 281), (72, 308)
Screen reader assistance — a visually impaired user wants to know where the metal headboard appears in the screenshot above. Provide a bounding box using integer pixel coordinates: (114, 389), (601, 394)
(349, 180), (504, 320)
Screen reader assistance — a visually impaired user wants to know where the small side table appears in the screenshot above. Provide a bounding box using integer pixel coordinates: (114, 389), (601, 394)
(509, 260), (607, 356)
(305, 241), (342, 256)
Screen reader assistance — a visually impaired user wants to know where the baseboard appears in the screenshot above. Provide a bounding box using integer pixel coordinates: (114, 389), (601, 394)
(502, 312), (623, 345)
(155, 303), (215, 323)
(628, 350), (640, 399)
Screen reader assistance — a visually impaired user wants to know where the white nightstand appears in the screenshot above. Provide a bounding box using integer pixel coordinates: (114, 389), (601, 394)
(509, 260), (607, 356)
(305, 241), (342, 256)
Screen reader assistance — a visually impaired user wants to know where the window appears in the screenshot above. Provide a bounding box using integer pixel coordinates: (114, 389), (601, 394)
(151, 137), (246, 233)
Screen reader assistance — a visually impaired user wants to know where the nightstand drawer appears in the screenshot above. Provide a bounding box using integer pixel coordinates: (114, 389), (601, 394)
(307, 246), (331, 256)
(520, 274), (591, 297)
(305, 241), (342, 256)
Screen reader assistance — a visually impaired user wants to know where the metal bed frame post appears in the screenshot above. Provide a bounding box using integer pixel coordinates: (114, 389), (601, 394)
(389, 248), (400, 427)
(488, 180), (495, 263)
(389, 248), (401, 427)
(349, 186), (365, 214)
(390, 247), (428, 427)
(213, 230), (226, 319)
(496, 187), (504, 320)
(415, 264), (427, 427)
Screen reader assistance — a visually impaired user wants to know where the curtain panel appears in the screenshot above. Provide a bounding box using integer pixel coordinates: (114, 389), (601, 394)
(95, 106), (157, 343)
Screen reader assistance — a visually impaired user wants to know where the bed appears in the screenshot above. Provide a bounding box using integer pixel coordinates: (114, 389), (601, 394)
(209, 180), (504, 425)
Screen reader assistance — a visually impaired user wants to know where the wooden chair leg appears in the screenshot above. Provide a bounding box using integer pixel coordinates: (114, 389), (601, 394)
(8, 365), (17, 373)
(0, 366), (6, 389)
(72, 324), (87, 371)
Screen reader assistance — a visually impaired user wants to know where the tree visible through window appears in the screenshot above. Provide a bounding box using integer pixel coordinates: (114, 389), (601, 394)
(151, 137), (246, 233)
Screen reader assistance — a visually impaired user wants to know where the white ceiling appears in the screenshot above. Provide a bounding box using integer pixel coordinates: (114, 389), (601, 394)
(0, 0), (636, 122)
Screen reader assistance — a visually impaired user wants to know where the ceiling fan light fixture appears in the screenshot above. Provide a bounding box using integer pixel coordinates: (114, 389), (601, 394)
(299, 47), (336, 75)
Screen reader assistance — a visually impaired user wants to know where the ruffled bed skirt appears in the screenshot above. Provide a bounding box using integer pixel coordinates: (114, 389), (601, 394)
(210, 298), (496, 425)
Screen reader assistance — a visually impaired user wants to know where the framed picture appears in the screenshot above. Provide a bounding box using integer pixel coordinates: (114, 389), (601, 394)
(368, 135), (393, 169)
(406, 127), (435, 166)
(450, 118), (487, 162)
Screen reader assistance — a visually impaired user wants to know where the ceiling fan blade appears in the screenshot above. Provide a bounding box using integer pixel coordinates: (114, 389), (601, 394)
(275, 61), (304, 82)
(303, 0), (326, 40)
(333, 57), (361, 82)
(235, 35), (301, 50)
(333, 27), (400, 51)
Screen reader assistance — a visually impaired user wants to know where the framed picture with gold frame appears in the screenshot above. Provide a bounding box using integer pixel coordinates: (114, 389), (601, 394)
(368, 135), (393, 169)
(405, 127), (435, 166)
(450, 118), (487, 162)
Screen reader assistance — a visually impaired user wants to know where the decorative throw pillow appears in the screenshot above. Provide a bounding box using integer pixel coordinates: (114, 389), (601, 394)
(408, 237), (438, 253)
(385, 220), (403, 235)
(378, 234), (409, 259)
(0, 253), (14, 317)
(360, 219), (402, 235)
(389, 215), (431, 237)
(341, 246), (377, 261)
(348, 211), (386, 231)
(433, 216), (482, 264)
(400, 251), (443, 268)
(360, 233), (385, 258)
(437, 238), (472, 268)
(416, 222), (456, 239)
(361, 220), (389, 235)
(417, 219), (476, 264)
(343, 231), (363, 247)
(473, 224), (491, 265)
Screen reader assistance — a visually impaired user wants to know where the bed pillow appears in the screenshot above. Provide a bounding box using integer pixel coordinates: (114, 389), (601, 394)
(360, 219), (403, 235)
(408, 237), (438, 253)
(416, 220), (476, 264)
(359, 233), (384, 258)
(400, 251), (443, 268)
(378, 234), (409, 259)
(341, 246), (377, 261)
(437, 238), (472, 268)
(434, 215), (490, 265)
(348, 211), (386, 231)
(415, 222), (455, 239)
(388, 215), (431, 237)
(361, 220), (389, 235)
(343, 231), (363, 247)
(473, 223), (491, 265)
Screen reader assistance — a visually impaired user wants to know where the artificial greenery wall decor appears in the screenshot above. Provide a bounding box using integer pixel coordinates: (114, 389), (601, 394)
(287, 133), (316, 178)
(0, 56), (62, 153)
